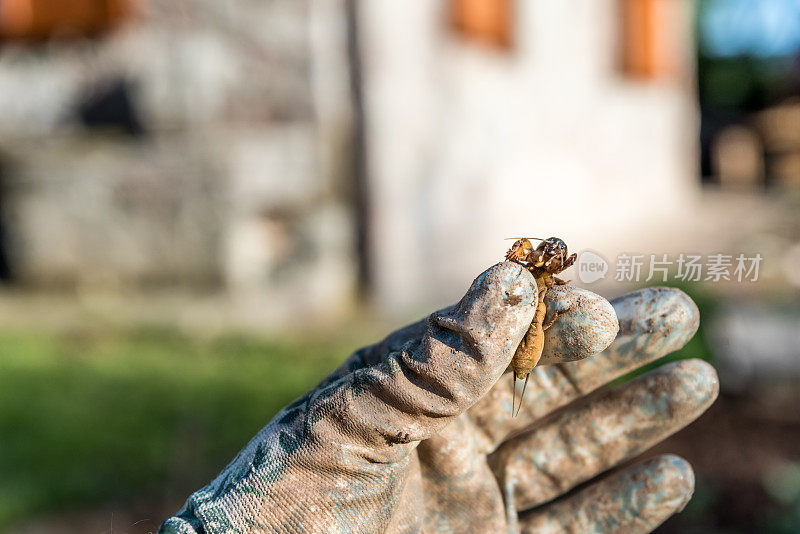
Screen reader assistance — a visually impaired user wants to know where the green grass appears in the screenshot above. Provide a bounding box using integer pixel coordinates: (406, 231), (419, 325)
(0, 325), (373, 530)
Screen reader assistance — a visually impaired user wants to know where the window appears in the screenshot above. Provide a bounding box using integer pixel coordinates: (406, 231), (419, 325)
(619, 0), (678, 79)
(0, 0), (133, 42)
(451, 0), (513, 50)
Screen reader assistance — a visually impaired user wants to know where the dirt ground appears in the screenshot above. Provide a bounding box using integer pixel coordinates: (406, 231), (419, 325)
(655, 392), (800, 533)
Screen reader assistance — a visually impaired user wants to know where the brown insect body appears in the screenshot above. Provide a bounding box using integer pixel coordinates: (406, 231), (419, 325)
(504, 237), (577, 415)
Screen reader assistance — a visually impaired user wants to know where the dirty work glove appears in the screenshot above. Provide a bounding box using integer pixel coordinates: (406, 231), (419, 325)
(160, 262), (718, 533)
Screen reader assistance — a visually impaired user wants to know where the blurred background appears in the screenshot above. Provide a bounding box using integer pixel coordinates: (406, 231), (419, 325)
(0, 0), (798, 532)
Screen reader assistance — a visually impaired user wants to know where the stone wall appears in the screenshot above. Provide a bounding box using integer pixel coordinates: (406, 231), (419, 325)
(0, 0), (357, 319)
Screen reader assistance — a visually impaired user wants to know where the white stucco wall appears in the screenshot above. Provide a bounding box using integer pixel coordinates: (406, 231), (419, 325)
(359, 0), (699, 311)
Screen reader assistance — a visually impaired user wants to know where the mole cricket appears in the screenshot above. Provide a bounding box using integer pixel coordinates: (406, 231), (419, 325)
(504, 237), (577, 416)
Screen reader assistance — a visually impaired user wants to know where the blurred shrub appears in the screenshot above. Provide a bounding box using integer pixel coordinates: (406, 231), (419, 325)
(0, 325), (372, 529)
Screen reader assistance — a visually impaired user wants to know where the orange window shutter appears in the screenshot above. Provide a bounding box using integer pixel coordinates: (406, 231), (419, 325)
(451, 0), (513, 50)
(0, 0), (134, 41)
(620, 0), (678, 80)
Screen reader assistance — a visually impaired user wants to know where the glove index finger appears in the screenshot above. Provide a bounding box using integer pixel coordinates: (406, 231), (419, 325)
(314, 261), (537, 462)
(161, 263), (535, 533)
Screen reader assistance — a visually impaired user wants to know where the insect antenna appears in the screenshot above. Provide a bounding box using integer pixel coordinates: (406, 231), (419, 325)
(514, 373), (530, 417)
(504, 237), (545, 241)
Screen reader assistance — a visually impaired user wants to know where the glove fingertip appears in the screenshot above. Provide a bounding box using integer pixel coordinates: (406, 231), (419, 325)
(538, 287), (618, 365)
(445, 261), (538, 364)
(613, 287), (700, 347)
(646, 454), (696, 512)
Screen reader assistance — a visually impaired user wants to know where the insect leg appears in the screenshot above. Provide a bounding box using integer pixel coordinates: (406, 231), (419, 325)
(542, 309), (562, 331)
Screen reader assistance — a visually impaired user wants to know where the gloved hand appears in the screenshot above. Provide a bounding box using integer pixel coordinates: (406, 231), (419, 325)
(160, 262), (718, 533)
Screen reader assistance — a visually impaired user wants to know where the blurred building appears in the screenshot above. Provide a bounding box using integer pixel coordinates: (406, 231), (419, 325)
(359, 0), (699, 309)
(1, 0), (797, 320)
